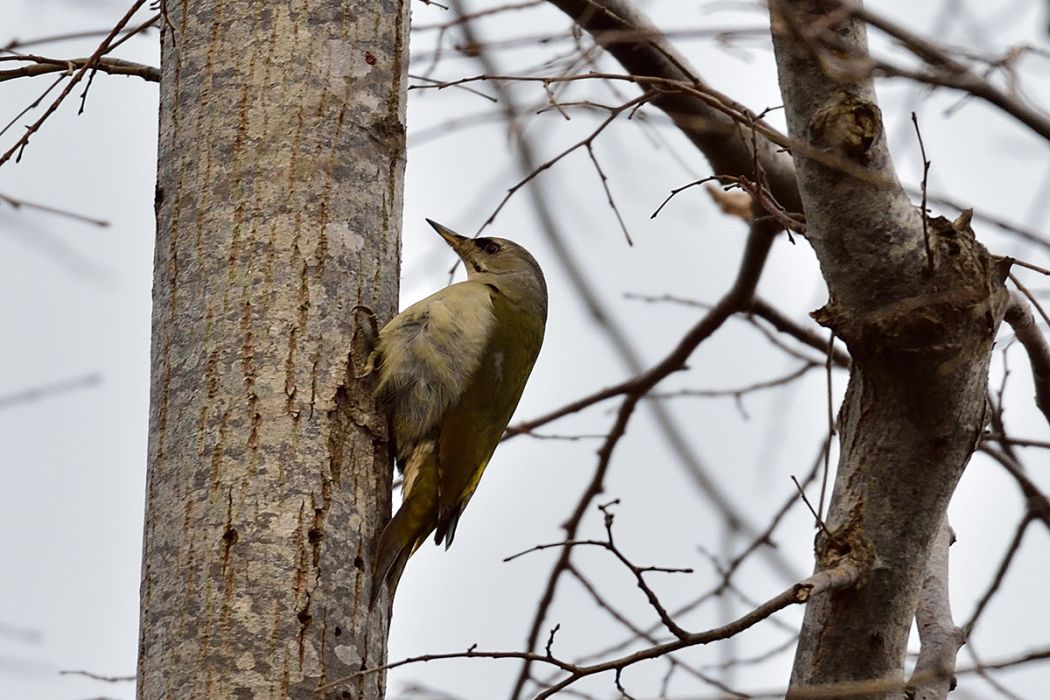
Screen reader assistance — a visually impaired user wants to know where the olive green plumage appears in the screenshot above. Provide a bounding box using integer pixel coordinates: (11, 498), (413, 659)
(370, 220), (548, 606)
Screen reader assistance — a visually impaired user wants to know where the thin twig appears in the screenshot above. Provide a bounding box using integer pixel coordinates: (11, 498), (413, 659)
(0, 0), (150, 167)
(963, 515), (1033, 637)
(585, 143), (633, 245)
(790, 475), (834, 545)
(315, 560), (862, 696)
(911, 112), (934, 273)
(59, 670), (135, 683)
(0, 374), (102, 410)
(0, 191), (109, 227)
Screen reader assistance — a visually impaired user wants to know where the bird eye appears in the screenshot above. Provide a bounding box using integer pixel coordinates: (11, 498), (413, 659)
(481, 240), (501, 255)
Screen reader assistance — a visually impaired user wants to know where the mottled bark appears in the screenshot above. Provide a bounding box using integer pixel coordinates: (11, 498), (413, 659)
(137, 2), (409, 698)
(769, 2), (1007, 697)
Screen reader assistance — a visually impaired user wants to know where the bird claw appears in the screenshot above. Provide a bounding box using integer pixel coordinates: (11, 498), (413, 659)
(351, 305), (380, 379)
(355, 350), (379, 380)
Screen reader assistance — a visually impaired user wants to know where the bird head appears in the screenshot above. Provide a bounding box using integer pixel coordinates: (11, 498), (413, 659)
(427, 218), (548, 318)
(427, 219), (544, 280)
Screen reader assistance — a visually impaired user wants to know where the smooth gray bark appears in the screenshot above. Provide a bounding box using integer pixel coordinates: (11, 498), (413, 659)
(907, 518), (965, 700)
(769, 2), (1007, 697)
(137, 2), (409, 698)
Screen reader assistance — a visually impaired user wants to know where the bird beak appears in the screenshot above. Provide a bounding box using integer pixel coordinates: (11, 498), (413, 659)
(426, 219), (468, 250)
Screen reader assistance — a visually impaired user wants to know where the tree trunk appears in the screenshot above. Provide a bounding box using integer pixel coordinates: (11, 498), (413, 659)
(137, 1), (409, 698)
(768, 2), (1007, 697)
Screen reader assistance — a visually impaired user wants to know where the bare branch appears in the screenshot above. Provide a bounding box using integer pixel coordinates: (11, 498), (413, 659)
(749, 298), (852, 367)
(0, 374), (102, 410)
(906, 518), (965, 700)
(59, 670), (135, 683)
(584, 143), (632, 245)
(848, 2), (1050, 143)
(542, 0), (802, 214)
(0, 191), (110, 227)
(1003, 291), (1050, 427)
(0, 55), (159, 82)
(505, 296), (849, 443)
(478, 91), (652, 232)
(978, 446), (1050, 531)
(0, 0), (151, 167)
(318, 560), (862, 698)
(964, 515), (1033, 638)
(770, 0), (1008, 692)
(446, 6), (774, 598)
(510, 215), (784, 698)
(652, 362), (818, 401)
(918, 189), (1050, 254)
(910, 112), (933, 272)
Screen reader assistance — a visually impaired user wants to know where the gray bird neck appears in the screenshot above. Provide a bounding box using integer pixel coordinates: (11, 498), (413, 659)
(471, 270), (548, 319)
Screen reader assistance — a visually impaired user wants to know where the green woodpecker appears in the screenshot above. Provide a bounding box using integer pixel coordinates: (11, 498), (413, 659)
(370, 219), (547, 605)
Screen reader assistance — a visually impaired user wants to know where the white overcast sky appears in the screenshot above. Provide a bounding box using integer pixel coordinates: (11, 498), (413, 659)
(2, 1), (1049, 699)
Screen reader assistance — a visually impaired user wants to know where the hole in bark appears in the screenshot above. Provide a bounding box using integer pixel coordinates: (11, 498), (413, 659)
(308, 527), (322, 544)
(334, 626), (342, 637)
(353, 556), (365, 570)
(297, 608), (312, 625)
(222, 528), (238, 545)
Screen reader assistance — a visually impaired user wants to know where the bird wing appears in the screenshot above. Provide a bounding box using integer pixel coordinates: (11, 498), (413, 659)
(431, 289), (547, 548)
(375, 281), (496, 465)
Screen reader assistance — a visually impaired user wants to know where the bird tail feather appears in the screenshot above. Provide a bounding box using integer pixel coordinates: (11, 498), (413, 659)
(369, 443), (438, 608)
(370, 488), (437, 608)
(370, 508), (415, 608)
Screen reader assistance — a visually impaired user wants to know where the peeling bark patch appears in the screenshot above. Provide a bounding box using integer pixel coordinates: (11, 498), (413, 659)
(808, 96), (881, 163)
(334, 643), (362, 666)
(324, 222), (365, 253)
(818, 504), (874, 577)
